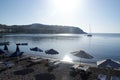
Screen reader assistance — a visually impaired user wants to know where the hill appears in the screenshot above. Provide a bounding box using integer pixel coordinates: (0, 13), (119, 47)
(0, 23), (86, 34)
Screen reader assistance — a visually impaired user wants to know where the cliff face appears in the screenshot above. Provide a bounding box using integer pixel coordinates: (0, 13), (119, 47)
(0, 24), (86, 34)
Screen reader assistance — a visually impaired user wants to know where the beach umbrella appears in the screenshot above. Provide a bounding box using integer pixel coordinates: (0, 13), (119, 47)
(71, 50), (93, 65)
(0, 44), (9, 55)
(30, 47), (43, 52)
(97, 59), (120, 80)
(4, 44), (8, 50)
(71, 50), (93, 59)
(97, 59), (120, 69)
(0, 41), (10, 45)
(16, 43), (28, 46)
(10, 45), (24, 57)
(45, 49), (59, 55)
(16, 45), (20, 52)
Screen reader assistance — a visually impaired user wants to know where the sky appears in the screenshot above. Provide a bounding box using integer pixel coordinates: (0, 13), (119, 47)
(0, 0), (120, 33)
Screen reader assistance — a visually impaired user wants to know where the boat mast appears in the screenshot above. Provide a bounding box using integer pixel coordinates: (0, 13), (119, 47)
(89, 24), (91, 34)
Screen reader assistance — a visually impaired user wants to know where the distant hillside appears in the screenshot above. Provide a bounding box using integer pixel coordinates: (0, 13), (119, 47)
(0, 23), (86, 34)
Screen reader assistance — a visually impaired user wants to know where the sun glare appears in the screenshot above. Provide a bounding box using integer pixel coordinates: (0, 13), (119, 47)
(62, 55), (73, 63)
(53, 0), (82, 12)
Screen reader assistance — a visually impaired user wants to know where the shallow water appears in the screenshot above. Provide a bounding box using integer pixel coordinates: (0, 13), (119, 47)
(0, 33), (120, 63)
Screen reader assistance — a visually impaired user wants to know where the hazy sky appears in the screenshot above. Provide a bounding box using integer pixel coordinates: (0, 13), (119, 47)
(0, 0), (120, 33)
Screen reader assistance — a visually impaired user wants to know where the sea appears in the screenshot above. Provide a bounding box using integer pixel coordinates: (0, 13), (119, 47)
(0, 33), (120, 64)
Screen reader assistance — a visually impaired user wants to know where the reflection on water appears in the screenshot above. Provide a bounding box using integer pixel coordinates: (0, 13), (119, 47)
(0, 34), (120, 63)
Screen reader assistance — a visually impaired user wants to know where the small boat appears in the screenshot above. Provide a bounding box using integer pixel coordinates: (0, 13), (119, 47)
(87, 34), (92, 37)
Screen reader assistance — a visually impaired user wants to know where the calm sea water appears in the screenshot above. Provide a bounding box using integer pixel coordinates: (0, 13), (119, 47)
(0, 33), (120, 63)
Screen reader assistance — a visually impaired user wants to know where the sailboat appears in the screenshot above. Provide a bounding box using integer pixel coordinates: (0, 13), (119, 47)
(87, 33), (92, 37)
(87, 24), (92, 37)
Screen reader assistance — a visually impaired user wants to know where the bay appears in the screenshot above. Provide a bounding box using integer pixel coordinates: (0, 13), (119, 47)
(0, 33), (120, 63)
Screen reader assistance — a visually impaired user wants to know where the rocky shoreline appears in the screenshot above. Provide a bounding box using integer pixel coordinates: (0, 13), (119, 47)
(0, 57), (120, 80)
(0, 58), (73, 80)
